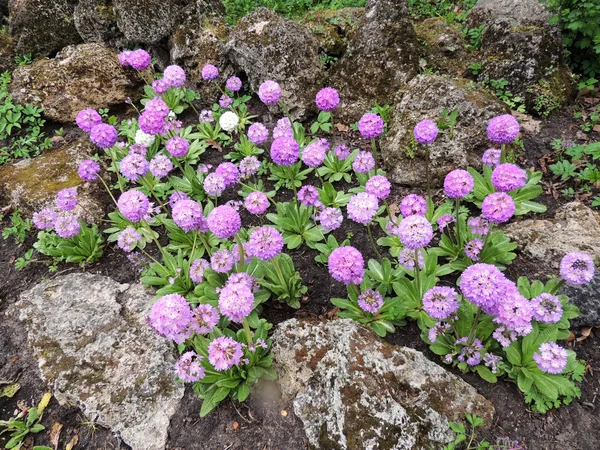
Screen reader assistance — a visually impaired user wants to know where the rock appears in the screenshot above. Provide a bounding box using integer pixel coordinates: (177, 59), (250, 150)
(10, 43), (141, 123)
(504, 202), (600, 269)
(0, 25), (14, 73)
(381, 74), (508, 187)
(562, 274), (600, 328)
(17, 274), (184, 450)
(226, 8), (325, 120)
(8, 0), (81, 57)
(0, 138), (104, 222)
(330, 0), (419, 122)
(302, 8), (364, 60)
(414, 17), (469, 76)
(272, 318), (494, 450)
(467, 0), (573, 116)
(73, 0), (125, 46)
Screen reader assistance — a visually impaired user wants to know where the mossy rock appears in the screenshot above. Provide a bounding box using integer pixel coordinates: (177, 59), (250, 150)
(301, 8), (364, 57)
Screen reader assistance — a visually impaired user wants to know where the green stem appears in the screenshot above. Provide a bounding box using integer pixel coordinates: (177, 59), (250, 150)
(371, 139), (377, 163)
(455, 198), (462, 248)
(111, 155), (125, 193)
(425, 145), (431, 200)
(242, 319), (254, 345)
(199, 233), (213, 257)
(235, 233), (246, 270)
(414, 249), (421, 292)
(481, 223), (494, 249)
(500, 144), (506, 164)
(367, 223), (383, 262)
(142, 220), (165, 255)
(98, 176), (118, 206)
(551, 279), (566, 295)
(467, 307), (481, 345)
(139, 247), (163, 266)
(348, 282), (360, 299)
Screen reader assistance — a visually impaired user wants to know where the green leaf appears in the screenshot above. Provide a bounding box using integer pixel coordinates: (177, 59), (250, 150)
(475, 365), (497, 383)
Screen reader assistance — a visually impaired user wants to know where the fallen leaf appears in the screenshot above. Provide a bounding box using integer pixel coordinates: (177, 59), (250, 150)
(50, 421), (63, 448)
(206, 140), (222, 152)
(334, 123), (349, 133)
(8, 256), (15, 264)
(593, 125), (600, 133)
(577, 327), (592, 342)
(566, 331), (575, 341)
(38, 392), (52, 414)
(281, 410), (288, 417)
(513, 112), (541, 134)
(65, 433), (79, 450)
(0, 383), (20, 398)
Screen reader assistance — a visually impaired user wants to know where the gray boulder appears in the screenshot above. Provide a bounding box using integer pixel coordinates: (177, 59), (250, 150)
(414, 17), (470, 76)
(562, 275), (600, 328)
(330, 0), (419, 122)
(272, 318), (494, 450)
(73, 0), (124, 46)
(226, 8), (325, 120)
(17, 274), (185, 450)
(381, 74), (507, 187)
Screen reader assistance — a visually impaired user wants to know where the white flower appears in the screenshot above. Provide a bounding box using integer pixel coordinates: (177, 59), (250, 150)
(135, 129), (155, 147)
(219, 111), (239, 132)
(167, 111), (177, 120)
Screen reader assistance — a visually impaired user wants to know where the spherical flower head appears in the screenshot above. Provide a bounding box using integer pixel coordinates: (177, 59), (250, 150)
(215, 162), (239, 186)
(319, 207), (343, 231)
(358, 289), (383, 314)
(482, 192), (515, 223)
(208, 336), (243, 371)
(423, 286), (459, 320)
(175, 351), (205, 382)
(437, 214), (456, 231)
(270, 136), (299, 166)
(169, 191), (189, 208)
(298, 185), (319, 207)
(302, 139), (328, 168)
(135, 129), (155, 147)
(328, 246), (364, 285)
(78, 159), (100, 182)
(199, 109), (214, 123)
(457, 338), (484, 366)
(400, 194), (427, 217)
(468, 216), (489, 235)
(484, 353), (502, 373)
(239, 156), (261, 177)
(145, 96), (170, 117)
(491, 163), (528, 192)
(219, 94), (233, 109)
(273, 117), (293, 139)
(398, 215), (433, 250)
(90, 123), (118, 148)
(334, 144), (350, 160)
(201, 64), (219, 81)
(219, 111), (239, 132)
(413, 120), (439, 145)
(163, 137), (188, 160)
(247, 122), (269, 145)
(533, 342), (568, 374)
(173, 199), (204, 232)
(460, 263), (507, 310)
(358, 113), (384, 139)
(118, 50), (132, 66)
(33, 208), (57, 230)
(258, 80), (282, 105)
(352, 151), (375, 173)
(207, 205), (241, 239)
(117, 227), (142, 253)
(482, 148), (501, 167)
(231, 242), (252, 265)
(148, 294), (192, 343)
(487, 114), (520, 144)
(149, 154), (173, 178)
(398, 248), (424, 271)
(128, 49), (151, 71)
(118, 189), (150, 223)
(493, 326), (518, 347)
(55, 215), (80, 238)
(531, 293), (563, 323)
(365, 175), (391, 200)
(465, 238), (484, 261)
(210, 249), (234, 273)
(204, 172), (227, 197)
(56, 187), (78, 211)
(226, 76), (242, 92)
(120, 152), (149, 182)
(347, 192), (379, 224)
(227, 272), (257, 291)
(75, 108), (102, 132)
(152, 78), (169, 95)
(139, 110), (166, 135)
(189, 258), (210, 284)
(190, 304), (219, 334)
(248, 226), (284, 261)
(444, 169), (474, 199)
(164, 65), (186, 88)
(560, 252), (595, 285)
(315, 87), (339, 111)
(245, 191), (269, 215)
(219, 281), (254, 323)
(495, 289), (533, 330)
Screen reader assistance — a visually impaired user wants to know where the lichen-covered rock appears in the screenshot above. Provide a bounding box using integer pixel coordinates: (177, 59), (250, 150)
(562, 275), (600, 328)
(0, 138), (104, 222)
(17, 274), (185, 450)
(467, 0), (573, 115)
(73, 0), (125, 46)
(272, 318), (494, 450)
(302, 8), (364, 60)
(330, 0), (419, 122)
(381, 74), (507, 187)
(414, 17), (469, 76)
(0, 26), (14, 73)
(10, 43), (141, 123)
(226, 8), (325, 120)
(8, 0), (81, 57)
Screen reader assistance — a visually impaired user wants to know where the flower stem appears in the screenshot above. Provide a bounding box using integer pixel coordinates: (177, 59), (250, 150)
(425, 145), (432, 200)
(371, 139), (377, 163)
(243, 318), (254, 345)
(367, 223), (383, 262)
(98, 176), (118, 206)
(500, 144), (506, 164)
(455, 198), (462, 248)
(235, 233), (246, 271)
(348, 282), (360, 298)
(414, 249), (421, 292)
(199, 233), (213, 257)
(467, 307), (481, 345)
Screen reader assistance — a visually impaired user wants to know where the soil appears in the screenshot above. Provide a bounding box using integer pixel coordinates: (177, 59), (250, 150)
(1, 93), (600, 450)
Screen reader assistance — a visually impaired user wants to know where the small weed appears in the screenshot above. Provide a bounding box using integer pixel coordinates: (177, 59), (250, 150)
(2, 210), (32, 244)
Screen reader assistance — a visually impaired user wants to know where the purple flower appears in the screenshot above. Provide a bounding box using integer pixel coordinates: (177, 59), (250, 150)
(139, 110), (166, 135)
(533, 342), (568, 374)
(117, 227), (142, 253)
(120, 152), (149, 182)
(245, 191), (269, 214)
(169, 191), (189, 208)
(352, 151), (375, 173)
(207, 205), (241, 239)
(247, 122), (269, 145)
(90, 123), (118, 148)
(219, 281), (254, 323)
(334, 144), (350, 160)
(33, 208), (57, 230)
(400, 194), (427, 217)
(347, 192), (379, 224)
(219, 94), (233, 109)
(239, 156), (261, 177)
(145, 96), (170, 117)
(459, 263), (506, 311)
(457, 338), (484, 366)
(560, 252), (595, 285)
(413, 120), (439, 145)
(208, 336), (243, 371)
(152, 79), (169, 95)
(118, 50), (132, 66)
(273, 117), (293, 139)
(248, 226), (283, 261)
(481, 192), (515, 223)
(365, 175), (391, 200)
(468, 216), (489, 235)
(189, 258), (210, 284)
(55, 215), (80, 238)
(211, 249), (234, 273)
(302, 139), (328, 168)
(203, 173), (226, 197)
(493, 326), (517, 347)
(487, 114), (520, 144)
(199, 110), (214, 123)
(118, 189), (150, 223)
(437, 214), (456, 231)
(164, 65), (186, 88)
(298, 185), (319, 207)
(358, 113), (384, 139)
(129, 143), (147, 156)
(128, 49), (151, 70)
(428, 322), (451, 343)
(482, 148), (501, 167)
(215, 162), (239, 186)
(76, 109), (102, 132)
(315, 87), (339, 111)
(423, 286), (459, 320)
(201, 64), (219, 81)
(231, 242), (252, 265)
(258, 80), (282, 105)
(531, 293), (563, 324)
(56, 187), (78, 211)
(484, 353), (502, 373)
(165, 136), (189, 158)
(173, 199), (204, 232)
(399, 248), (424, 271)
(398, 215), (433, 249)
(495, 289), (533, 331)
(328, 246), (364, 285)
(226, 76), (242, 92)
(78, 159), (100, 181)
(491, 163), (528, 192)
(444, 169), (474, 199)
(319, 207), (343, 230)
(148, 294), (192, 343)
(358, 289), (383, 314)
(149, 154), (173, 178)
(190, 304), (219, 334)
(465, 238), (484, 261)
(175, 351), (205, 382)
(270, 136), (299, 166)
